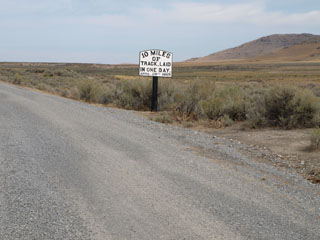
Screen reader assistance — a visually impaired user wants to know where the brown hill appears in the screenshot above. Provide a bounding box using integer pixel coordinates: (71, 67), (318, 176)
(188, 33), (320, 62)
(255, 42), (320, 62)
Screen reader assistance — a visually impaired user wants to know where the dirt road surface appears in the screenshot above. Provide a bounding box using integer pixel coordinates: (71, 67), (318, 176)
(0, 82), (319, 239)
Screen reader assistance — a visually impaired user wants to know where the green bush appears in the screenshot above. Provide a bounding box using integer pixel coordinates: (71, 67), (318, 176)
(97, 83), (123, 105)
(265, 87), (319, 129)
(173, 83), (319, 129)
(245, 88), (268, 128)
(175, 85), (202, 119)
(78, 81), (99, 102)
(158, 80), (177, 111)
(203, 85), (246, 121)
(175, 83), (252, 123)
(117, 79), (152, 110)
(175, 81), (215, 120)
(13, 73), (23, 85)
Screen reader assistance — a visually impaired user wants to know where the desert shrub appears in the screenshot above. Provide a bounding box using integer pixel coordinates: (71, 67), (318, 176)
(310, 128), (320, 150)
(303, 83), (320, 97)
(13, 73), (23, 85)
(158, 80), (177, 111)
(175, 80), (216, 120)
(69, 87), (80, 100)
(154, 112), (173, 124)
(265, 86), (319, 129)
(36, 83), (50, 91)
(175, 83), (250, 122)
(44, 71), (54, 77)
(55, 71), (63, 76)
(26, 69), (45, 74)
(312, 87), (320, 97)
(117, 79), (152, 110)
(202, 85), (247, 121)
(78, 81), (100, 102)
(97, 84), (119, 105)
(220, 114), (234, 127)
(60, 89), (69, 97)
(265, 87), (296, 127)
(245, 88), (268, 128)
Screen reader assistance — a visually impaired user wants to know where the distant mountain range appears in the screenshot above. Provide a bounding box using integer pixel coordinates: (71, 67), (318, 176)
(187, 33), (320, 62)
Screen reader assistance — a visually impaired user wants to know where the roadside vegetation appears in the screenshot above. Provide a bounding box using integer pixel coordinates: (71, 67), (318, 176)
(1, 61), (320, 183)
(310, 127), (320, 150)
(1, 62), (320, 129)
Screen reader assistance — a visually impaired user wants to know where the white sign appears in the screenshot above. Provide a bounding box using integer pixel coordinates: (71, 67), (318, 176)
(139, 49), (173, 78)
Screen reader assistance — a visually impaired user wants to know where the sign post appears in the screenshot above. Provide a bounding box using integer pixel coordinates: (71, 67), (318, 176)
(139, 49), (173, 112)
(151, 76), (158, 112)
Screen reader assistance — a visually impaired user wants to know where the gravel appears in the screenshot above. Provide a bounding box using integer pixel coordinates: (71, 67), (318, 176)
(0, 82), (319, 239)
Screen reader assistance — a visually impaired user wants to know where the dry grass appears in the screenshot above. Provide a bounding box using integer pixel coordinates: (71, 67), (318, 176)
(310, 128), (320, 150)
(1, 61), (320, 129)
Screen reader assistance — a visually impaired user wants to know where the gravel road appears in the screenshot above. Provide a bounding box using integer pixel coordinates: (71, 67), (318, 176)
(0, 82), (319, 240)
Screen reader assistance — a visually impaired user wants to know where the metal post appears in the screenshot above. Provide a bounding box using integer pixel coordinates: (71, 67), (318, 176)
(151, 76), (158, 112)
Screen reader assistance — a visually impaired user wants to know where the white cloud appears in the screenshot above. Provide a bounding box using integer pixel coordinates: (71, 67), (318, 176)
(2, 1), (319, 28)
(136, 2), (320, 26)
(170, 2), (263, 23)
(261, 10), (320, 26)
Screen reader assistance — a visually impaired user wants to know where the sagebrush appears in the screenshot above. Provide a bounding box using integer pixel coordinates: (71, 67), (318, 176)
(2, 63), (320, 129)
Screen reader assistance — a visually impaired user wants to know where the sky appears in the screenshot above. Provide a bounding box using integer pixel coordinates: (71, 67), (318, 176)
(1, 0), (320, 64)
